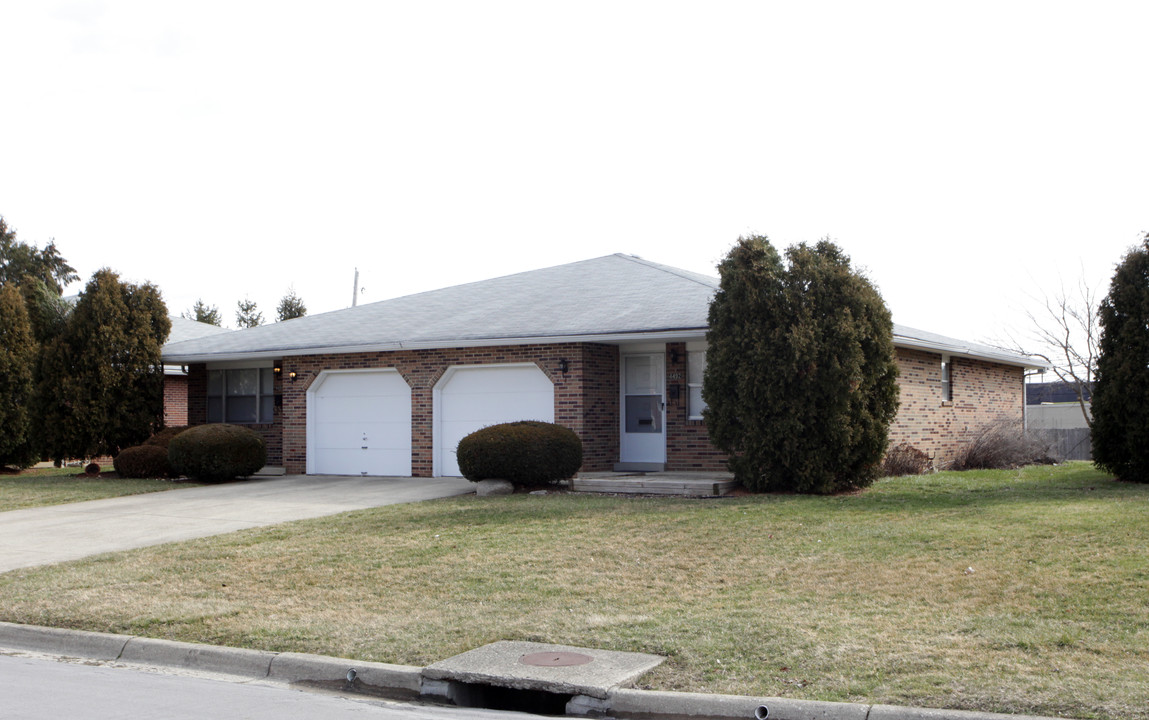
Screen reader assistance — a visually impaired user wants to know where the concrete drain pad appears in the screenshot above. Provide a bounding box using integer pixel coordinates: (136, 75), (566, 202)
(422, 641), (664, 700)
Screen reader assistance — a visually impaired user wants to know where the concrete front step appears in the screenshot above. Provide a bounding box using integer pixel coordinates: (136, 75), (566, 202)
(571, 474), (738, 497)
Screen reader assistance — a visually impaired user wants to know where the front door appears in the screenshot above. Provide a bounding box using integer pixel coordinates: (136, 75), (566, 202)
(619, 353), (666, 468)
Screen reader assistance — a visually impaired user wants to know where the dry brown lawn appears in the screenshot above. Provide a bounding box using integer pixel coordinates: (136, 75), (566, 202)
(1, 462), (1146, 719)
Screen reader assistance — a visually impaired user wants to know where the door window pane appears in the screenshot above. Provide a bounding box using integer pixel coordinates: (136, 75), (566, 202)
(625, 356), (657, 395)
(625, 395), (662, 433)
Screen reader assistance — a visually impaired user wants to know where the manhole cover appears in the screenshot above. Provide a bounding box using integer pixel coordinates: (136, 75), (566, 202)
(519, 651), (594, 667)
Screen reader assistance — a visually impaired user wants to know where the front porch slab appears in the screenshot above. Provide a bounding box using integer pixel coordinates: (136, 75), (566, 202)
(571, 471), (739, 497)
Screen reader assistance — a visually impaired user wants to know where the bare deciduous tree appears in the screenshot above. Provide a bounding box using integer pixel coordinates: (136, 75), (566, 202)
(1015, 275), (1099, 428)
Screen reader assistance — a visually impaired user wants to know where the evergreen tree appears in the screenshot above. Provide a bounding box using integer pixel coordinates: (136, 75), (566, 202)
(37, 269), (170, 461)
(183, 299), (222, 326)
(235, 297), (263, 328)
(0, 216), (79, 293)
(1091, 237), (1149, 482)
(0, 284), (38, 469)
(276, 287), (307, 321)
(19, 277), (72, 344)
(703, 235), (899, 494)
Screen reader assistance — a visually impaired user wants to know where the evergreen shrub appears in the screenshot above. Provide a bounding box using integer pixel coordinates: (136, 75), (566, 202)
(114, 445), (173, 478)
(168, 424), (266, 482)
(456, 421), (582, 486)
(703, 236), (900, 494)
(1092, 237), (1149, 482)
(145, 426), (190, 449)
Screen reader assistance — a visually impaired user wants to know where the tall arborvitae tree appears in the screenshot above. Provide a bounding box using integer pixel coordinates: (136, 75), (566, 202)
(0, 284), (38, 469)
(276, 287), (307, 321)
(0, 216), (79, 293)
(236, 297), (263, 328)
(183, 299), (222, 326)
(1091, 237), (1149, 482)
(19, 277), (71, 344)
(37, 269), (171, 461)
(703, 235), (899, 494)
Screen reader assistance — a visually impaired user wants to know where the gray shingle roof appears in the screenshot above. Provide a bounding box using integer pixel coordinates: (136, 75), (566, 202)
(162, 254), (717, 362)
(161, 253), (1042, 369)
(168, 315), (233, 344)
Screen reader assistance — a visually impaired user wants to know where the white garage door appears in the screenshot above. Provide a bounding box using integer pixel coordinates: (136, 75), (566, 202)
(308, 370), (412, 476)
(435, 364), (555, 477)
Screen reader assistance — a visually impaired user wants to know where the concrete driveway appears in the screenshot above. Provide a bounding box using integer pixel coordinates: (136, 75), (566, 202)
(0, 475), (474, 573)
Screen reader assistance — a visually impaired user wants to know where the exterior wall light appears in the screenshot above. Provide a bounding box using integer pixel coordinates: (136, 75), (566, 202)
(558, 359), (569, 375)
(288, 371), (298, 382)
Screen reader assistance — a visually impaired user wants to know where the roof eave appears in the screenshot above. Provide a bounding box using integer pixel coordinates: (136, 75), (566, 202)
(893, 336), (1047, 370)
(161, 328), (711, 364)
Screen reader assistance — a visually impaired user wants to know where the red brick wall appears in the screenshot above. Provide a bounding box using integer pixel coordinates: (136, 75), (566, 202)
(665, 342), (727, 471)
(184, 343), (1024, 478)
(888, 348), (1025, 467)
(163, 374), (188, 427)
(278, 343), (619, 476)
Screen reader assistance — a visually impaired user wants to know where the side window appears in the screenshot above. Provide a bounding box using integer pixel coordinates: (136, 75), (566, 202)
(207, 368), (276, 423)
(688, 350), (707, 419)
(941, 356), (953, 402)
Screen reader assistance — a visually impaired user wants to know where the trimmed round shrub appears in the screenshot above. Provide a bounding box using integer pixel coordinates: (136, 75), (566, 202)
(456, 421), (582, 486)
(84, 462), (101, 476)
(168, 424), (267, 482)
(114, 445), (173, 479)
(144, 426), (191, 449)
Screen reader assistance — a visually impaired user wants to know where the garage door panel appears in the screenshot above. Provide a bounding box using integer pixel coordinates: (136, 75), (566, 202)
(435, 365), (554, 477)
(441, 392), (553, 421)
(309, 370), (411, 476)
(313, 449), (410, 477)
(313, 421), (410, 451)
(314, 399), (409, 425)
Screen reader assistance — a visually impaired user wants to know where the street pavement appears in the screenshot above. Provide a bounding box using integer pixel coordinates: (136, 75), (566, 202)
(0, 652), (543, 720)
(0, 474), (474, 572)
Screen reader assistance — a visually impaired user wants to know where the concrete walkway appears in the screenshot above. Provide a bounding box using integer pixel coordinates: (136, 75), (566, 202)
(0, 475), (474, 573)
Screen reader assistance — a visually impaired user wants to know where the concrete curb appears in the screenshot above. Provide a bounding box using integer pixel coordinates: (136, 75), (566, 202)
(0, 622), (1075, 720)
(119, 635), (278, 678)
(269, 652), (423, 699)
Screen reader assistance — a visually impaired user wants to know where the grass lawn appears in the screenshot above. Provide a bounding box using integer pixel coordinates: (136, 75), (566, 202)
(1, 462), (1146, 719)
(0, 467), (205, 512)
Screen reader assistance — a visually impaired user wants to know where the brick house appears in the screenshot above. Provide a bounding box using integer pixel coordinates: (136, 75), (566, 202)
(161, 254), (1041, 476)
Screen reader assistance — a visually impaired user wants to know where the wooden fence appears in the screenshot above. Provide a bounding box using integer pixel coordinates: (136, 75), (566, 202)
(1034, 427), (1092, 461)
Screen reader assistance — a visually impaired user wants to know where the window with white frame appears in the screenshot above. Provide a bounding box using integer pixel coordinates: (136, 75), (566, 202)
(207, 368), (276, 423)
(688, 349), (707, 419)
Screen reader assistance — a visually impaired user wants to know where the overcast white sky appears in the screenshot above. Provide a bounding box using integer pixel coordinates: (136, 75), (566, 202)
(2, 1), (1147, 355)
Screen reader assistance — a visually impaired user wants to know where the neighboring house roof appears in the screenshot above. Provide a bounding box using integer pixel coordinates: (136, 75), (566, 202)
(161, 253), (1043, 369)
(164, 315), (233, 375)
(168, 315), (233, 343)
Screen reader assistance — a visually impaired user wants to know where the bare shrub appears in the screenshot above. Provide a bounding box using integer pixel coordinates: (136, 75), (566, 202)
(951, 418), (1054, 471)
(881, 443), (932, 477)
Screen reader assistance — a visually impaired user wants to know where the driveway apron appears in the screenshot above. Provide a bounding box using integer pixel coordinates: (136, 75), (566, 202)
(0, 475), (474, 573)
